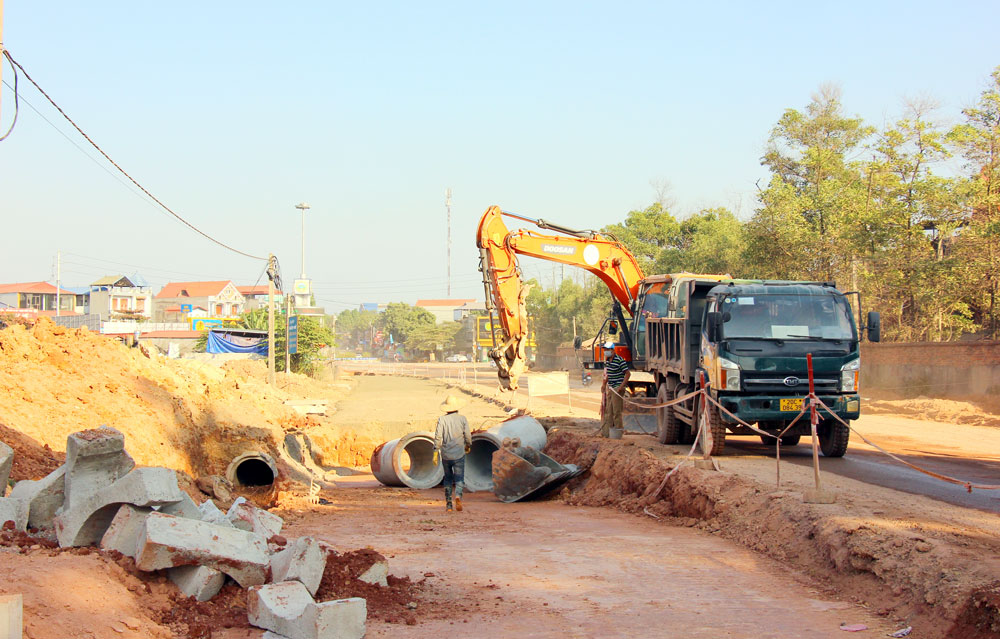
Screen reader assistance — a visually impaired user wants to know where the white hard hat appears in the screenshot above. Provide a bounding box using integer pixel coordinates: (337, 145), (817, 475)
(603, 341), (616, 350)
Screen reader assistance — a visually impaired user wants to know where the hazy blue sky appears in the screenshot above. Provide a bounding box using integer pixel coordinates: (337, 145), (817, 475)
(2, 1), (998, 312)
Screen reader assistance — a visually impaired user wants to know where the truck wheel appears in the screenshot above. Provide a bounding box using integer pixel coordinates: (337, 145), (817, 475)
(699, 403), (726, 456)
(818, 420), (849, 457)
(760, 434), (801, 447)
(656, 383), (681, 445)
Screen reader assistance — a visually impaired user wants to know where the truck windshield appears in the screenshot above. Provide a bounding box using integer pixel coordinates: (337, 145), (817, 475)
(720, 294), (855, 341)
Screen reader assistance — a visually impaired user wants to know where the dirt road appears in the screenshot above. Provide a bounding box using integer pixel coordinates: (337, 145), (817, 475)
(287, 482), (893, 638)
(348, 362), (1000, 513)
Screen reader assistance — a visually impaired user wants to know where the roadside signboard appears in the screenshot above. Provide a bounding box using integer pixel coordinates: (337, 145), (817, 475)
(288, 315), (298, 354)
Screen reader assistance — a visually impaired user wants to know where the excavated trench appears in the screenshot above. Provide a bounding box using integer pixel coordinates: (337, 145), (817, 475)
(542, 429), (1000, 639)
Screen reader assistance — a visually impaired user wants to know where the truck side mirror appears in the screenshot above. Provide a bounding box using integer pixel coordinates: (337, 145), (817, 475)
(867, 311), (881, 342)
(609, 321), (618, 335)
(573, 336), (583, 350)
(706, 312), (723, 342)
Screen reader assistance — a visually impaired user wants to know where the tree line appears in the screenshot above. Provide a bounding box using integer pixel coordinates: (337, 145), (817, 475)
(527, 66), (1000, 352)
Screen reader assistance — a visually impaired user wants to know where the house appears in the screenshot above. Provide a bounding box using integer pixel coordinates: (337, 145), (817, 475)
(237, 285), (285, 312)
(0, 282), (76, 314)
(415, 299), (478, 324)
(153, 281), (245, 324)
(89, 275), (153, 322)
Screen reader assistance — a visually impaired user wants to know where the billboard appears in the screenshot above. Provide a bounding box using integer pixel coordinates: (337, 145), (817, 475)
(475, 315), (536, 348)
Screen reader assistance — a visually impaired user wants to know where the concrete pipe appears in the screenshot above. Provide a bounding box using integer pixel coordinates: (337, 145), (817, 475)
(227, 452), (278, 488)
(466, 416), (547, 492)
(370, 431), (444, 490)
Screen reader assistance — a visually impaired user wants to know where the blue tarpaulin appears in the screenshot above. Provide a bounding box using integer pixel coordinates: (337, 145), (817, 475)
(206, 330), (268, 355)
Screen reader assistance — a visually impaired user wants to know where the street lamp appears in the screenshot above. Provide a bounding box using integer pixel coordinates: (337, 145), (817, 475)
(295, 202), (311, 279)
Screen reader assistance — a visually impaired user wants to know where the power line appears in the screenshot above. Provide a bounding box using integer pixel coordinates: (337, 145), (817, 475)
(0, 53), (19, 141)
(2, 50), (266, 262)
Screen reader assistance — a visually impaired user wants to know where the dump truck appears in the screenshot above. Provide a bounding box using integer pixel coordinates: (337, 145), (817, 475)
(477, 206), (881, 456)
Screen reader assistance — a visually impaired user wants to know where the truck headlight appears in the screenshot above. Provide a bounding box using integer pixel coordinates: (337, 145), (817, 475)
(719, 357), (741, 391)
(841, 358), (860, 392)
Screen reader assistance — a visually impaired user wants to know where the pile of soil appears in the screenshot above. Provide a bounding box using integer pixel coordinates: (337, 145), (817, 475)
(865, 396), (1000, 428)
(0, 422), (64, 482)
(543, 429), (1000, 639)
(0, 319), (349, 478)
(316, 549), (422, 625)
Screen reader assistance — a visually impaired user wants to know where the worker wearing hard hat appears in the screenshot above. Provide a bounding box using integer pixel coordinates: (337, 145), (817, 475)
(433, 394), (472, 512)
(600, 341), (631, 437)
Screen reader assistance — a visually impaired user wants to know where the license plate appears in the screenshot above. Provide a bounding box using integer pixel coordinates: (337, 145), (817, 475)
(779, 398), (804, 412)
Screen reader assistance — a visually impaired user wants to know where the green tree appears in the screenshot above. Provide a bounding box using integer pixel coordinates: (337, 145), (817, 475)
(654, 207), (746, 276)
(334, 308), (379, 351)
(379, 303), (436, 346)
(601, 203), (681, 273)
(406, 321), (462, 358)
(950, 65), (1000, 337)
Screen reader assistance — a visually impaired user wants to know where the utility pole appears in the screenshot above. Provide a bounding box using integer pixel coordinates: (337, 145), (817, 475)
(295, 203), (310, 279)
(267, 254), (276, 386)
(0, 0), (5, 122)
(55, 251), (61, 317)
(285, 295), (291, 376)
(445, 188), (452, 297)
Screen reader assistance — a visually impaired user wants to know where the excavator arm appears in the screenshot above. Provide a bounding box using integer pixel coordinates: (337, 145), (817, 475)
(477, 205), (645, 390)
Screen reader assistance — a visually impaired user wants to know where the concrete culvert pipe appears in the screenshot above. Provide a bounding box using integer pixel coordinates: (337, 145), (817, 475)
(227, 452), (278, 488)
(370, 431), (444, 489)
(466, 416), (547, 492)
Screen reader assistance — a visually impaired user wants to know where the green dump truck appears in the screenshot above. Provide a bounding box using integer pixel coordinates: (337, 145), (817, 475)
(624, 275), (881, 457)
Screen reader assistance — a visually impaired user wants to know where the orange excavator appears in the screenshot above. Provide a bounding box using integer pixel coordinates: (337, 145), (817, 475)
(476, 205), (644, 390)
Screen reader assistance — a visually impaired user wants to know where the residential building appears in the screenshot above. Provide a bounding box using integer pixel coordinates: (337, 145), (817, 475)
(237, 285), (285, 312)
(89, 275), (152, 322)
(0, 282), (76, 314)
(415, 298), (478, 324)
(153, 281), (245, 323)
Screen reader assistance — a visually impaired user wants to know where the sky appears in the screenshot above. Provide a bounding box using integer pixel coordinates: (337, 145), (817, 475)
(1, 1), (998, 313)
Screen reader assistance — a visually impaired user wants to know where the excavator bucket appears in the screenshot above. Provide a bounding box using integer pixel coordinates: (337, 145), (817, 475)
(491, 446), (582, 503)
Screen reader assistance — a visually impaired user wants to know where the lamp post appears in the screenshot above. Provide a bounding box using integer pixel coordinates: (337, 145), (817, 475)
(295, 202), (310, 279)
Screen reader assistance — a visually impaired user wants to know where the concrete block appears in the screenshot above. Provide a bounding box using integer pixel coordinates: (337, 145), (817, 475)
(135, 512), (270, 588)
(357, 559), (388, 587)
(54, 467), (183, 547)
(0, 441), (13, 494)
(228, 497), (283, 538)
(198, 499), (233, 526)
(159, 492), (201, 520)
(270, 536), (326, 596)
(168, 565), (226, 602)
(248, 582), (366, 639)
(9, 466), (65, 529)
(0, 594), (23, 639)
(99, 505), (155, 558)
(63, 427), (135, 510)
(0, 497), (29, 532)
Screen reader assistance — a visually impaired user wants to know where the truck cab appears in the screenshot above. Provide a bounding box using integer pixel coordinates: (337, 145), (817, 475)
(643, 278), (879, 457)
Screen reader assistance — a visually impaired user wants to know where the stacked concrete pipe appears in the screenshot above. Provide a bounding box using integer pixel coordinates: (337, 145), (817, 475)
(465, 416), (547, 492)
(370, 431), (444, 489)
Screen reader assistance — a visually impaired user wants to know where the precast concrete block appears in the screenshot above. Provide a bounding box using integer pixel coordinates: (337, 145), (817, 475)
(99, 505), (155, 558)
(0, 497), (29, 532)
(63, 427), (136, 511)
(9, 466), (65, 529)
(54, 467), (183, 547)
(198, 499), (233, 526)
(135, 512), (270, 587)
(249, 583), (364, 639)
(168, 565), (226, 602)
(227, 496), (283, 538)
(269, 536), (326, 596)
(313, 598), (366, 639)
(0, 441), (13, 494)
(0, 593), (23, 639)
(159, 492), (201, 520)
(357, 559), (388, 587)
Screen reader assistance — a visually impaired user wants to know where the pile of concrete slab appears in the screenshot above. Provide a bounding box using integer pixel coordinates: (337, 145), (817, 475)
(0, 427), (369, 639)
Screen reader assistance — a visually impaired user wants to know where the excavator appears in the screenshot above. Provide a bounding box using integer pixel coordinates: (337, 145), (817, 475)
(476, 205), (644, 390)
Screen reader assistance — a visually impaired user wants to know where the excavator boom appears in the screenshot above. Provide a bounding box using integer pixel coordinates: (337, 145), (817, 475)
(477, 205), (645, 390)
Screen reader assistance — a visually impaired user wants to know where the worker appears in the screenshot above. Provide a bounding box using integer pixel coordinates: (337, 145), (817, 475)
(433, 394), (472, 512)
(600, 341), (631, 437)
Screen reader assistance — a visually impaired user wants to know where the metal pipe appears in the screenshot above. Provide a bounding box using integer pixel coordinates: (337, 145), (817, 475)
(465, 416), (547, 492)
(370, 431), (443, 489)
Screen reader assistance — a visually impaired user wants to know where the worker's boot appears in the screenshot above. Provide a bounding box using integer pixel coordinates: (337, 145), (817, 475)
(454, 487), (463, 512)
(444, 486), (454, 512)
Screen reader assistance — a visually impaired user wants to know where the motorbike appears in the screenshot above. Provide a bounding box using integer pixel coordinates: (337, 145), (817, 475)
(581, 370), (593, 386)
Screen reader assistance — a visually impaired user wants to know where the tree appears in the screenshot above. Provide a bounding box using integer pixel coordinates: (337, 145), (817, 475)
(335, 308), (379, 352)
(601, 203), (681, 273)
(654, 207), (746, 276)
(405, 321), (462, 358)
(379, 303), (435, 346)
(950, 65), (1000, 337)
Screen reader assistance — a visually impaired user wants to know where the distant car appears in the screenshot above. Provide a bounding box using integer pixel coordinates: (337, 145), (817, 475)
(445, 354), (470, 363)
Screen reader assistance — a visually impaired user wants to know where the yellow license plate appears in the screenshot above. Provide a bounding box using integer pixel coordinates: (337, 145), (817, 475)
(779, 398), (804, 412)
